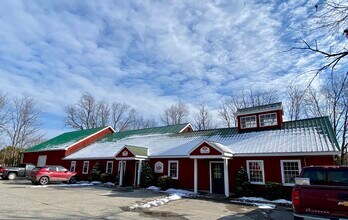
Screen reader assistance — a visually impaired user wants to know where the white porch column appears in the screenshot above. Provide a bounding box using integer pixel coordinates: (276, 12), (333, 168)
(194, 158), (198, 194)
(223, 158), (229, 197)
(119, 160), (124, 187)
(137, 160), (143, 186)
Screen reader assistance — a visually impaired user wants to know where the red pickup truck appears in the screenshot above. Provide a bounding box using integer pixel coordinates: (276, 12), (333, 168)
(292, 166), (348, 219)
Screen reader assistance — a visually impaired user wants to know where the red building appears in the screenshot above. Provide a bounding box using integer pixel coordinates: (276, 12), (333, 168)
(23, 103), (339, 197)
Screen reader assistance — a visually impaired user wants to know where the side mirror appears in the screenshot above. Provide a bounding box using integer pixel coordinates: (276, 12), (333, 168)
(64, 170), (68, 173)
(295, 177), (310, 185)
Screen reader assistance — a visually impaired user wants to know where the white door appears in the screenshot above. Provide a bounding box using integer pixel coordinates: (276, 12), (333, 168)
(37, 155), (47, 166)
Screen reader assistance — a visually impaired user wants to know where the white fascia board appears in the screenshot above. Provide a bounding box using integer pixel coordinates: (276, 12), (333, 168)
(149, 155), (188, 159)
(63, 157), (115, 160)
(235, 151), (340, 157)
(235, 107), (282, 116)
(187, 139), (225, 155)
(115, 157), (140, 161)
(189, 155), (230, 159)
(179, 123), (193, 133)
(64, 126), (114, 151)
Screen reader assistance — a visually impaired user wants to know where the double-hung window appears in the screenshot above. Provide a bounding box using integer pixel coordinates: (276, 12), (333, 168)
(240, 116), (257, 129)
(259, 113), (277, 127)
(70, 161), (76, 172)
(246, 160), (265, 184)
(82, 161), (89, 174)
(168, 161), (179, 179)
(106, 161), (113, 174)
(281, 160), (301, 186)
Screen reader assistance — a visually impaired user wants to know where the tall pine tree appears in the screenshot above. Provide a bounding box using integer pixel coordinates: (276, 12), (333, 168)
(140, 162), (154, 188)
(89, 161), (102, 181)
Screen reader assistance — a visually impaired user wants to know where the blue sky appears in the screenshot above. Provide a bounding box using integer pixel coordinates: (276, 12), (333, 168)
(0, 0), (334, 138)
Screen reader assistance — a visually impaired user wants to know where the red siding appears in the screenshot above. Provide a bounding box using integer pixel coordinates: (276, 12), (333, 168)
(190, 143), (222, 156)
(65, 128), (114, 156)
(23, 150), (70, 168)
(116, 148), (134, 158)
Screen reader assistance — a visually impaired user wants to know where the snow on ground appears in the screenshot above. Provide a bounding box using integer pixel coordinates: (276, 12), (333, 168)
(26, 181), (112, 188)
(230, 197), (292, 209)
(129, 194), (182, 210)
(130, 186), (196, 210)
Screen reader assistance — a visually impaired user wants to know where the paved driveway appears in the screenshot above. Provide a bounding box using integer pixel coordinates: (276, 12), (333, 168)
(0, 179), (293, 219)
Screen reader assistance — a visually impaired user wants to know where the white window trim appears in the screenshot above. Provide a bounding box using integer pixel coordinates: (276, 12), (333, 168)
(280, 160), (301, 186)
(168, 160), (179, 180)
(70, 161), (76, 172)
(82, 161), (89, 174)
(246, 160), (265, 185)
(259, 113), (278, 127)
(106, 161), (114, 173)
(118, 161), (126, 173)
(240, 115), (257, 129)
(37, 155), (47, 166)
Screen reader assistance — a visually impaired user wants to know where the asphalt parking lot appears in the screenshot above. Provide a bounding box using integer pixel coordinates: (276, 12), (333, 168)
(0, 179), (293, 219)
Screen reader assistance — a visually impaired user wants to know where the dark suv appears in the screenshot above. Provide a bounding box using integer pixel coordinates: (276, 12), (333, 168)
(30, 165), (77, 185)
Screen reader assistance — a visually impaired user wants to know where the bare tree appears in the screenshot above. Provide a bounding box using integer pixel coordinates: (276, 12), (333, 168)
(161, 101), (189, 125)
(65, 93), (113, 130)
(218, 100), (236, 128)
(110, 102), (135, 131)
(304, 71), (348, 164)
(293, 1), (347, 79)
(286, 85), (305, 120)
(3, 94), (44, 165)
(0, 91), (8, 134)
(193, 103), (215, 130)
(218, 89), (280, 127)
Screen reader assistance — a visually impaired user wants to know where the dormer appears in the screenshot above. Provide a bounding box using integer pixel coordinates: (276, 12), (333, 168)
(236, 102), (283, 132)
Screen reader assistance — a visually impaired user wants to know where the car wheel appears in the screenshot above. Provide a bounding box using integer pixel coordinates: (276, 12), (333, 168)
(39, 176), (49, 185)
(68, 176), (77, 184)
(7, 173), (17, 180)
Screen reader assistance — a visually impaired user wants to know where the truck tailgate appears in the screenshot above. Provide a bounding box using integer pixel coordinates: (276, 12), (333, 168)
(300, 185), (348, 217)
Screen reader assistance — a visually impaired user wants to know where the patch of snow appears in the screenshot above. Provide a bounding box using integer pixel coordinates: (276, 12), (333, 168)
(146, 186), (160, 191)
(90, 181), (102, 185)
(129, 194), (182, 210)
(231, 197), (292, 209)
(165, 188), (195, 197)
(101, 182), (115, 187)
(27, 183), (94, 188)
(272, 199), (292, 205)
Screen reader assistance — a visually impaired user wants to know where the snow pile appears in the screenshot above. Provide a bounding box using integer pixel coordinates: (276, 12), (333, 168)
(165, 188), (196, 197)
(101, 182), (115, 187)
(27, 182), (94, 188)
(231, 197), (292, 209)
(146, 186), (160, 191)
(129, 194), (182, 210)
(90, 181), (102, 185)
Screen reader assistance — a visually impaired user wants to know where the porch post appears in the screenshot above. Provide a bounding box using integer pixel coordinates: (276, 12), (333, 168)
(119, 160), (124, 187)
(223, 158), (229, 197)
(137, 160), (142, 186)
(194, 158), (198, 194)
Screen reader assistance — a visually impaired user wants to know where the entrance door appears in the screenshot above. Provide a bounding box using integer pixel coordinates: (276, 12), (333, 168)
(211, 162), (224, 194)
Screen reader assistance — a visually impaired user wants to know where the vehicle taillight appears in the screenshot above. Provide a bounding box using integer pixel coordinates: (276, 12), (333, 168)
(292, 188), (301, 207)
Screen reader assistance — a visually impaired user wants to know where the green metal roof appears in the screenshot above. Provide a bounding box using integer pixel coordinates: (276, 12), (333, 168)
(100, 123), (190, 142)
(125, 145), (148, 157)
(24, 127), (107, 152)
(236, 102), (283, 115)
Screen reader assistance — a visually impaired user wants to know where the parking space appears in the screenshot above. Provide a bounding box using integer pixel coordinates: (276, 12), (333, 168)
(0, 179), (293, 219)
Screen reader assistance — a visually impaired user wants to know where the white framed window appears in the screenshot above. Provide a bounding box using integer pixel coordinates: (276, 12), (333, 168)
(240, 115), (257, 129)
(82, 161), (89, 174)
(246, 160), (265, 184)
(281, 160), (301, 186)
(106, 161), (113, 174)
(70, 161), (76, 172)
(168, 160), (179, 179)
(259, 113), (278, 127)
